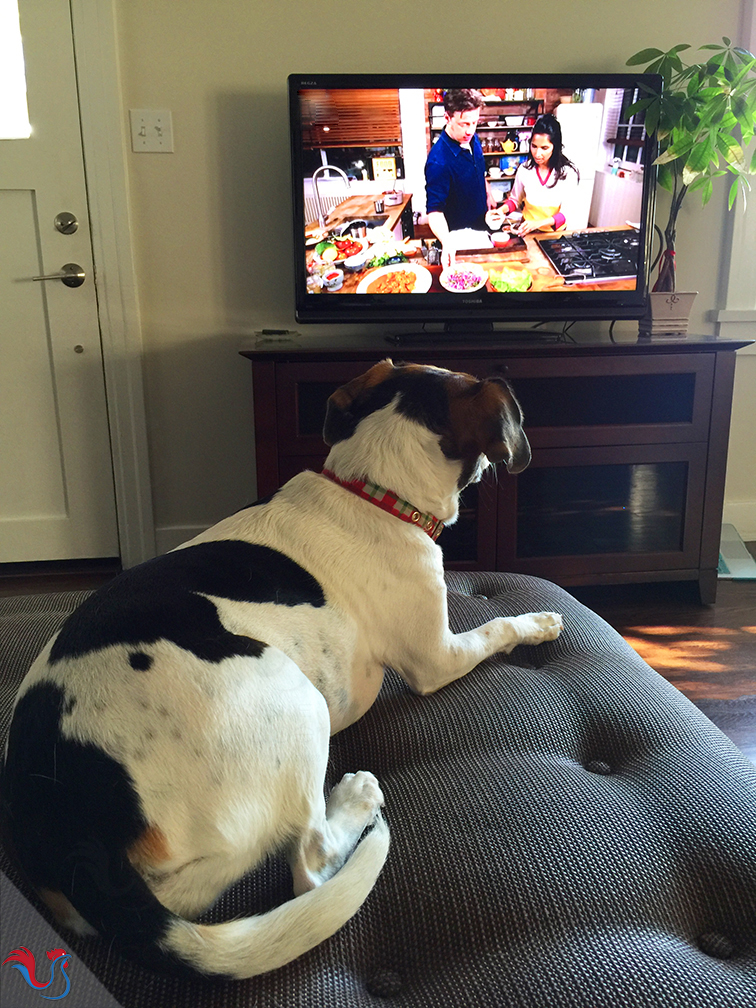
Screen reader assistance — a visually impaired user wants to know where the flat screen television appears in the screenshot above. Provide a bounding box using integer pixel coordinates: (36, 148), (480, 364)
(288, 73), (660, 335)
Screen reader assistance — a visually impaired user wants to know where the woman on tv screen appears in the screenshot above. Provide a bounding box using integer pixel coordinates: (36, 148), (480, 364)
(495, 114), (580, 236)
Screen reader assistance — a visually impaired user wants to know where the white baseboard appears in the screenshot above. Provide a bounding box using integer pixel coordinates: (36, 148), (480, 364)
(154, 525), (208, 555)
(722, 502), (756, 543)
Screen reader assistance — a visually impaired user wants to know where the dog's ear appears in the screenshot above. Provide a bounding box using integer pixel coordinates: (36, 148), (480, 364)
(323, 359), (396, 446)
(478, 378), (531, 473)
(445, 376), (531, 475)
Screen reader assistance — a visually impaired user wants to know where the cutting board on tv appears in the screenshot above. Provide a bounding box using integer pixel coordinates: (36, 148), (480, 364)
(457, 235), (529, 259)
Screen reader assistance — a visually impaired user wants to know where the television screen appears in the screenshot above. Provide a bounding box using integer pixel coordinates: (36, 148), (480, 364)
(289, 74), (660, 332)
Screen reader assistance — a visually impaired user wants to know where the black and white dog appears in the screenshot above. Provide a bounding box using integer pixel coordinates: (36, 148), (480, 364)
(1, 360), (562, 979)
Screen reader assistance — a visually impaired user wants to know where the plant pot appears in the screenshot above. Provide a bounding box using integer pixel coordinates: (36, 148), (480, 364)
(639, 291), (698, 339)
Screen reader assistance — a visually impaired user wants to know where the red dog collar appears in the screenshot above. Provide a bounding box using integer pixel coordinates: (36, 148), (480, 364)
(321, 469), (445, 541)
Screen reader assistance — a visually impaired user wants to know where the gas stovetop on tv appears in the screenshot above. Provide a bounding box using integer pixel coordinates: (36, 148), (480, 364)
(536, 230), (640, 285)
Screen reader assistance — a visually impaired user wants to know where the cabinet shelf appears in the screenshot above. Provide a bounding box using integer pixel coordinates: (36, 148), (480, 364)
(428, 98), (543, 144)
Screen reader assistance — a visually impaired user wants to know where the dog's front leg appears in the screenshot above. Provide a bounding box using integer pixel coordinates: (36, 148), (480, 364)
(395, 608), (563, 696)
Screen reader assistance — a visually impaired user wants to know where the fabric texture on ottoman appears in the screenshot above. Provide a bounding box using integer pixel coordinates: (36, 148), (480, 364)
(1, 572), (755, 1008)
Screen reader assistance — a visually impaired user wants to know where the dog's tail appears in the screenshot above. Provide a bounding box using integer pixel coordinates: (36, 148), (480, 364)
(6, 812), (389, 981)
(161, 815), (390, 978)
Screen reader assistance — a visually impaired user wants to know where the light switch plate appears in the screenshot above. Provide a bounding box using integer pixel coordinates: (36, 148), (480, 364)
(129, 109), (174, 152)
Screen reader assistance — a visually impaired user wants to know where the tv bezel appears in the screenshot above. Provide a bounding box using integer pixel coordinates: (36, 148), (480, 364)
(289, 73), (660, 328)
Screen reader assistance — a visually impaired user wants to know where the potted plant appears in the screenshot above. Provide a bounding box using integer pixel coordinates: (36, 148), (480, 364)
(626, 39), (756, 308)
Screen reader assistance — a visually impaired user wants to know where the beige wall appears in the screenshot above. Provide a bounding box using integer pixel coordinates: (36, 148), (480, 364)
(113, 0), (755, 546)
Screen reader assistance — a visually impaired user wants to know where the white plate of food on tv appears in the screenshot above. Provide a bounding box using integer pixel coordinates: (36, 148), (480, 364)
(439, 262), (488, 293)
(356, 262), (432, 295)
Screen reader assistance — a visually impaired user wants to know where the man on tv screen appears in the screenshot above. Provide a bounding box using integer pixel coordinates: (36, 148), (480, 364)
(424, 88), (499, 265)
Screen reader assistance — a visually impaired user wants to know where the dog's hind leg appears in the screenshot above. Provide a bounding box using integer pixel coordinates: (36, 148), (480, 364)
(149, 849), (260, 921)
(288, 763), (385, 896)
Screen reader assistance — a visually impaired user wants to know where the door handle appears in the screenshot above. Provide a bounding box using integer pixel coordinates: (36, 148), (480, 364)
(32, 263), (86, 288)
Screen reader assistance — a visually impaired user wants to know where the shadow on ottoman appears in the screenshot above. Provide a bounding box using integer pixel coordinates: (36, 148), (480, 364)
(1, 571), (755, 1008)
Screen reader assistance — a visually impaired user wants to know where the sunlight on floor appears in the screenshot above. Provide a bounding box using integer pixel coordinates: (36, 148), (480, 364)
(622, 623), (756, 699)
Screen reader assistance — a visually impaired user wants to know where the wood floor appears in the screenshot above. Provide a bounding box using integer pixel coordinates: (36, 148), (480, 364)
(0, 558), (120, 598)
(572, 573), (756, 702)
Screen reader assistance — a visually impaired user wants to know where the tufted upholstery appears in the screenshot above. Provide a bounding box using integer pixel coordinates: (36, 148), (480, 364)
(1, 571), (755, 1007)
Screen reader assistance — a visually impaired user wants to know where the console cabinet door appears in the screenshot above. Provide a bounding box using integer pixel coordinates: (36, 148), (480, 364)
(497, 442), (708, 578)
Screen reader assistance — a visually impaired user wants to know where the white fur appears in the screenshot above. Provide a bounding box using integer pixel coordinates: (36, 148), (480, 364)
(14, 369), (562, 979)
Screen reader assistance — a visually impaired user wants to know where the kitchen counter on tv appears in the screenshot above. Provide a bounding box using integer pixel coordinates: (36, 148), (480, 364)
(305, 225), (642, 296)
(305, 192), (412, 238)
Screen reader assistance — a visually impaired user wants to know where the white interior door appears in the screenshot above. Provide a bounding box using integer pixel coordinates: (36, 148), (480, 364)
(0, 0), (119, 563)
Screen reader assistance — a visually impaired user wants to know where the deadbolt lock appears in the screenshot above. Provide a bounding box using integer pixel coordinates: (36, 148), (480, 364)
(54, 212), (79, 235)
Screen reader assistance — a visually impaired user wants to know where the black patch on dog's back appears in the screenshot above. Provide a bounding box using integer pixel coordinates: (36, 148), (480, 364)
(49, 540), (325, 664)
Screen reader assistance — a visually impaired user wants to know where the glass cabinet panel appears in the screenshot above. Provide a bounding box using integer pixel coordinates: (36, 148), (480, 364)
(517, 460), (688, 558)
(498, 443), (707, 575)
(514, 373), (697, 427)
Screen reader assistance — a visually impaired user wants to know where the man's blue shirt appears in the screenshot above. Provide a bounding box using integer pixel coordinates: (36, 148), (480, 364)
(424, 130), (488, 232)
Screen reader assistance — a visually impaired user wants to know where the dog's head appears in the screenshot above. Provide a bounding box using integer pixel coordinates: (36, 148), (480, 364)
(323, 359), (530, 487)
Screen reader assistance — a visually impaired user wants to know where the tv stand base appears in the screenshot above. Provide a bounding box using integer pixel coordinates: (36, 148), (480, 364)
(385, 328), (561, 346)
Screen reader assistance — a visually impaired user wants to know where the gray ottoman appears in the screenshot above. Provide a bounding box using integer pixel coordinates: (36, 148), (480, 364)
(1, 571), (755, 1007)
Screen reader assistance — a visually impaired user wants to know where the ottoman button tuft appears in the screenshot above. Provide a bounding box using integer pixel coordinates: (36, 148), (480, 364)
(585, 759), (613, 775)
(367, 969), (403, 997)
(698, 932), (735, 959)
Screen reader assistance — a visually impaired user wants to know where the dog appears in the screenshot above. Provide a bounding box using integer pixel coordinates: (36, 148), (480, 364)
(1, 359), (562, 979)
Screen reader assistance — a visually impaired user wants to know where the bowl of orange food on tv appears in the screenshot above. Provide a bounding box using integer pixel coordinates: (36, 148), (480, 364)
(356, 263), (432, 294)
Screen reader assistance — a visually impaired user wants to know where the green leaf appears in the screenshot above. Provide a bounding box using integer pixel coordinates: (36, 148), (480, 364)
(663, 53), (687, 76)
(698, 93), (730, 129)
(728, 176), (741, 209)
(716, 133), (746, 170)
(642, 58), (665, 79)
(695, 85), (725, 101)
(682, 165), (701, 186)
(626, 48), (665, 66)
(683, 136), (716, 183)
(669, 132), (697, 157)
(657, 162), (675, 192)
(626, 97), (653, 117)
(730, 62), (756, 98)
(655, 147), (684, 165)
(644, 101), (661, 136)
(718, 110), (739, 133)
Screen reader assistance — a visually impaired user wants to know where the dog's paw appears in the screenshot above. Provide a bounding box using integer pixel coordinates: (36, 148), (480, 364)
(328, 771), (385, 826)
(513, 611), (563, 647)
